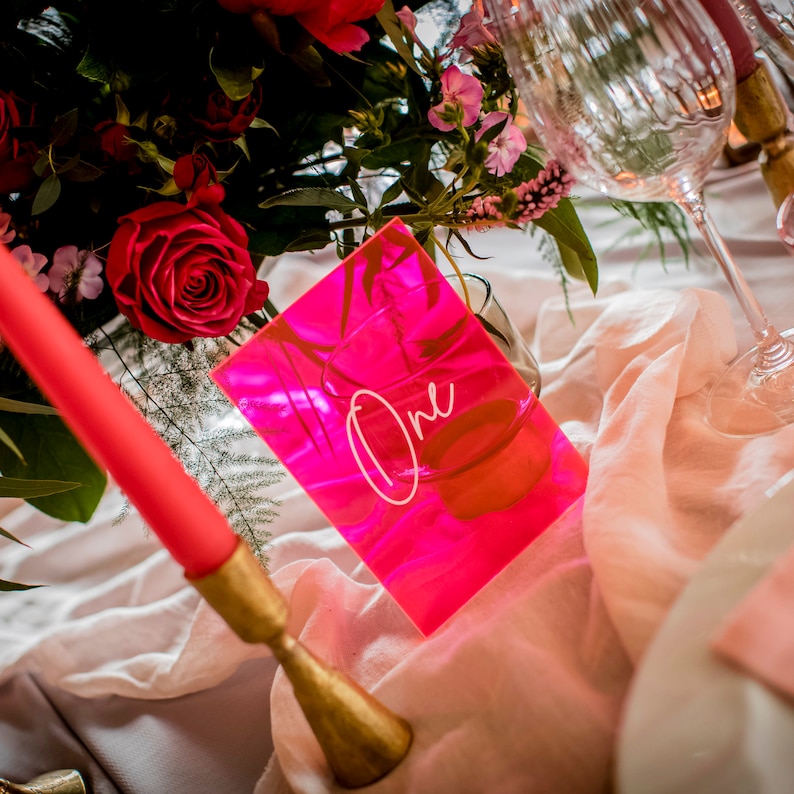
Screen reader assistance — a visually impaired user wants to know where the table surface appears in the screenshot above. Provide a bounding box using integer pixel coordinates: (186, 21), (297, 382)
(2, 160), (794, 794)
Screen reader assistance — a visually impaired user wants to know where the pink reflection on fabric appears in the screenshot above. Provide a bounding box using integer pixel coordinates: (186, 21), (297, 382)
(211, 218), (587, 635)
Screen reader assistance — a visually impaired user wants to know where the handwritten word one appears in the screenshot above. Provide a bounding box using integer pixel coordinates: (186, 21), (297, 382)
(346, 381), (455, 506)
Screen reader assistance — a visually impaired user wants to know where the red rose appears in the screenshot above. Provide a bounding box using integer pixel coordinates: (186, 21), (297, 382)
(95, 120), (139, 162)
(0, 90), (36, 194)
(106, 188), (269, 344)
(191, 82), (262, 143)
(173, 153), (217, 193)
(216, 0), (385, 53)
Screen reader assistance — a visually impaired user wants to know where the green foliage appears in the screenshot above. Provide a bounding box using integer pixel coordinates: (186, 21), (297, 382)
(608, 200), (696, 269)
(0, 412), (107, 522)
(94, 324), (282, 565)
(0, 397), (95, 592)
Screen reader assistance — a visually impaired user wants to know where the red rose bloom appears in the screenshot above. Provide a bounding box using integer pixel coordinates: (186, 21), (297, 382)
(173, 153), (217, 193)
(216, 0), (385, 53)
(106, 187), (269, 344)
(0, 90), (36, 194)
(95, 120), (138, 162)
(191, 82), (262, 143)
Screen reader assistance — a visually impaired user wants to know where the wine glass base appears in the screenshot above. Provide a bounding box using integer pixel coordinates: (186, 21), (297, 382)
(706, 329), (794, 438)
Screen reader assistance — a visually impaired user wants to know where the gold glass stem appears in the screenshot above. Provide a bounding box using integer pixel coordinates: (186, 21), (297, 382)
(187, 541), (413, 788)
(733, 58), (794, 207)
(0, 769), (87, 794)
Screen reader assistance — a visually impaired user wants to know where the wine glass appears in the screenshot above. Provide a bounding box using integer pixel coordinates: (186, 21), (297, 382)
(485, 0), (794, 437)
(732, 0), (794, 82)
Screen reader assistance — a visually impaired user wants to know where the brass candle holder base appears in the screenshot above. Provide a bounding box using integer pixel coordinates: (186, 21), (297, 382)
(0, 769), (87, 793)
(187, 541), (413, 788)
(733, 58), (794, 208)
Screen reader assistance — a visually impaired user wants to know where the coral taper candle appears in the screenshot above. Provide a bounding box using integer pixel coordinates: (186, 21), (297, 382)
(699, 0), (758, 81)
(0, 243), (238, 577)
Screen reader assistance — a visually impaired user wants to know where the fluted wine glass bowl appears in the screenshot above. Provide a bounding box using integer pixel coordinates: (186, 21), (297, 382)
(486, 0), (733, 202)
(485, 0), (794, 436)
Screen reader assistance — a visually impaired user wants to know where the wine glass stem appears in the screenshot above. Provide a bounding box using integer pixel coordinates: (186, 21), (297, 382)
(678, 190), (794, 372)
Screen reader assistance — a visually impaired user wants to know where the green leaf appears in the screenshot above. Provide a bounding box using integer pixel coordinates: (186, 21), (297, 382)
(51, 109), (78, 147)
(0, 413), (106, 522)
(0, 428), (24, 463)
(259, 187), (366, 213)
(532, 198), (598, 292)
(31, 173), (61, 216)
(249, 118), (277, 132)
(61, 160), (104, 183)
(360, 140), (418, 170)
(76, 49), (113, 84)
(240, 204), (332, 258)
(285, 231), (336, 252)
(0, 476), (81, 498)
(55, 153), (82, 176)
(286, 46), (331, 88)
(378, 178), (406, 210)
(346, 177), (369, 212)
(0, 526), (28, 546)
(0, 398), (59, 415)
(210, 47), (264, 101)
(0, 579), (43, 592)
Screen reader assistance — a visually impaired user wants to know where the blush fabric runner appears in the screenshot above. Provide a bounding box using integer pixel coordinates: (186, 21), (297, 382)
(1, 162), (794, 793)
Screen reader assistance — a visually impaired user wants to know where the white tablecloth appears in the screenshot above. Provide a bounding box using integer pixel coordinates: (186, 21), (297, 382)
(2, 162), (794, 794)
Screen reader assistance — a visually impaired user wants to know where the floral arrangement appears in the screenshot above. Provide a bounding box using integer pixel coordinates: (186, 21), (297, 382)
(0, 0), (685, 577)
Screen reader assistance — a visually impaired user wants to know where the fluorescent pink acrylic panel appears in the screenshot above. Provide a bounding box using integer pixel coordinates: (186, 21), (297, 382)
(211, 219), (588, 635)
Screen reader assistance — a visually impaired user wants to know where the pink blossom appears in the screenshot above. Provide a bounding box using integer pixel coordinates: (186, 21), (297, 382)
(514, 160), (575, 222)
(11, 245), (48, 291)
(48, 245), (105, 303)
(449, 5), (497, 60)
(466, 160), (574, 226)
(475, 111), (527, 176)
(428, 65), (483, 132)
(395, 5), (418, 39)
(0, 212), (15, 245)
(467, 195), (506, 228)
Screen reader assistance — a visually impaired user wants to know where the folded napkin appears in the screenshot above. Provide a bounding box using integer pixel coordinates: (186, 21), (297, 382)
(710, 516), (794, 702)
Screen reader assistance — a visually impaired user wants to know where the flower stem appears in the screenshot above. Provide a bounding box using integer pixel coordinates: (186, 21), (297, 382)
(432, 232), (471, 309)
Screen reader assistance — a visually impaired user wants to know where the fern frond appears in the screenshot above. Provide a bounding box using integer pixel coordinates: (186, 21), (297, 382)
(93, 322), (282, 566)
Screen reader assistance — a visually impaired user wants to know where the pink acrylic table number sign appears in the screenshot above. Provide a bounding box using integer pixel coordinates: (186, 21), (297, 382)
(211, 219), (588, 635)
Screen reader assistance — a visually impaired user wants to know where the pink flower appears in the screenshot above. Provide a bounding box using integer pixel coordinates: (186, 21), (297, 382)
(475, 111), (527, 176)
(449, 6), (496, 60)
(0, 212), (15, 245)
(466, 160), (574, 226)
(514, 160), (575, 222)
(11, 245), (48, 292)
(395, 5), (417, 38)
(48, 245), (105, 303)
(428, 65), (483, 132)
(467, 194), (506, 228)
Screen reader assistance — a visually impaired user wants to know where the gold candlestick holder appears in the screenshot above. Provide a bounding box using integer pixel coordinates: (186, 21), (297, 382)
(0, 769), (87, 793)
(187, 541), (413, 788)
(733, 57), (794, 207)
